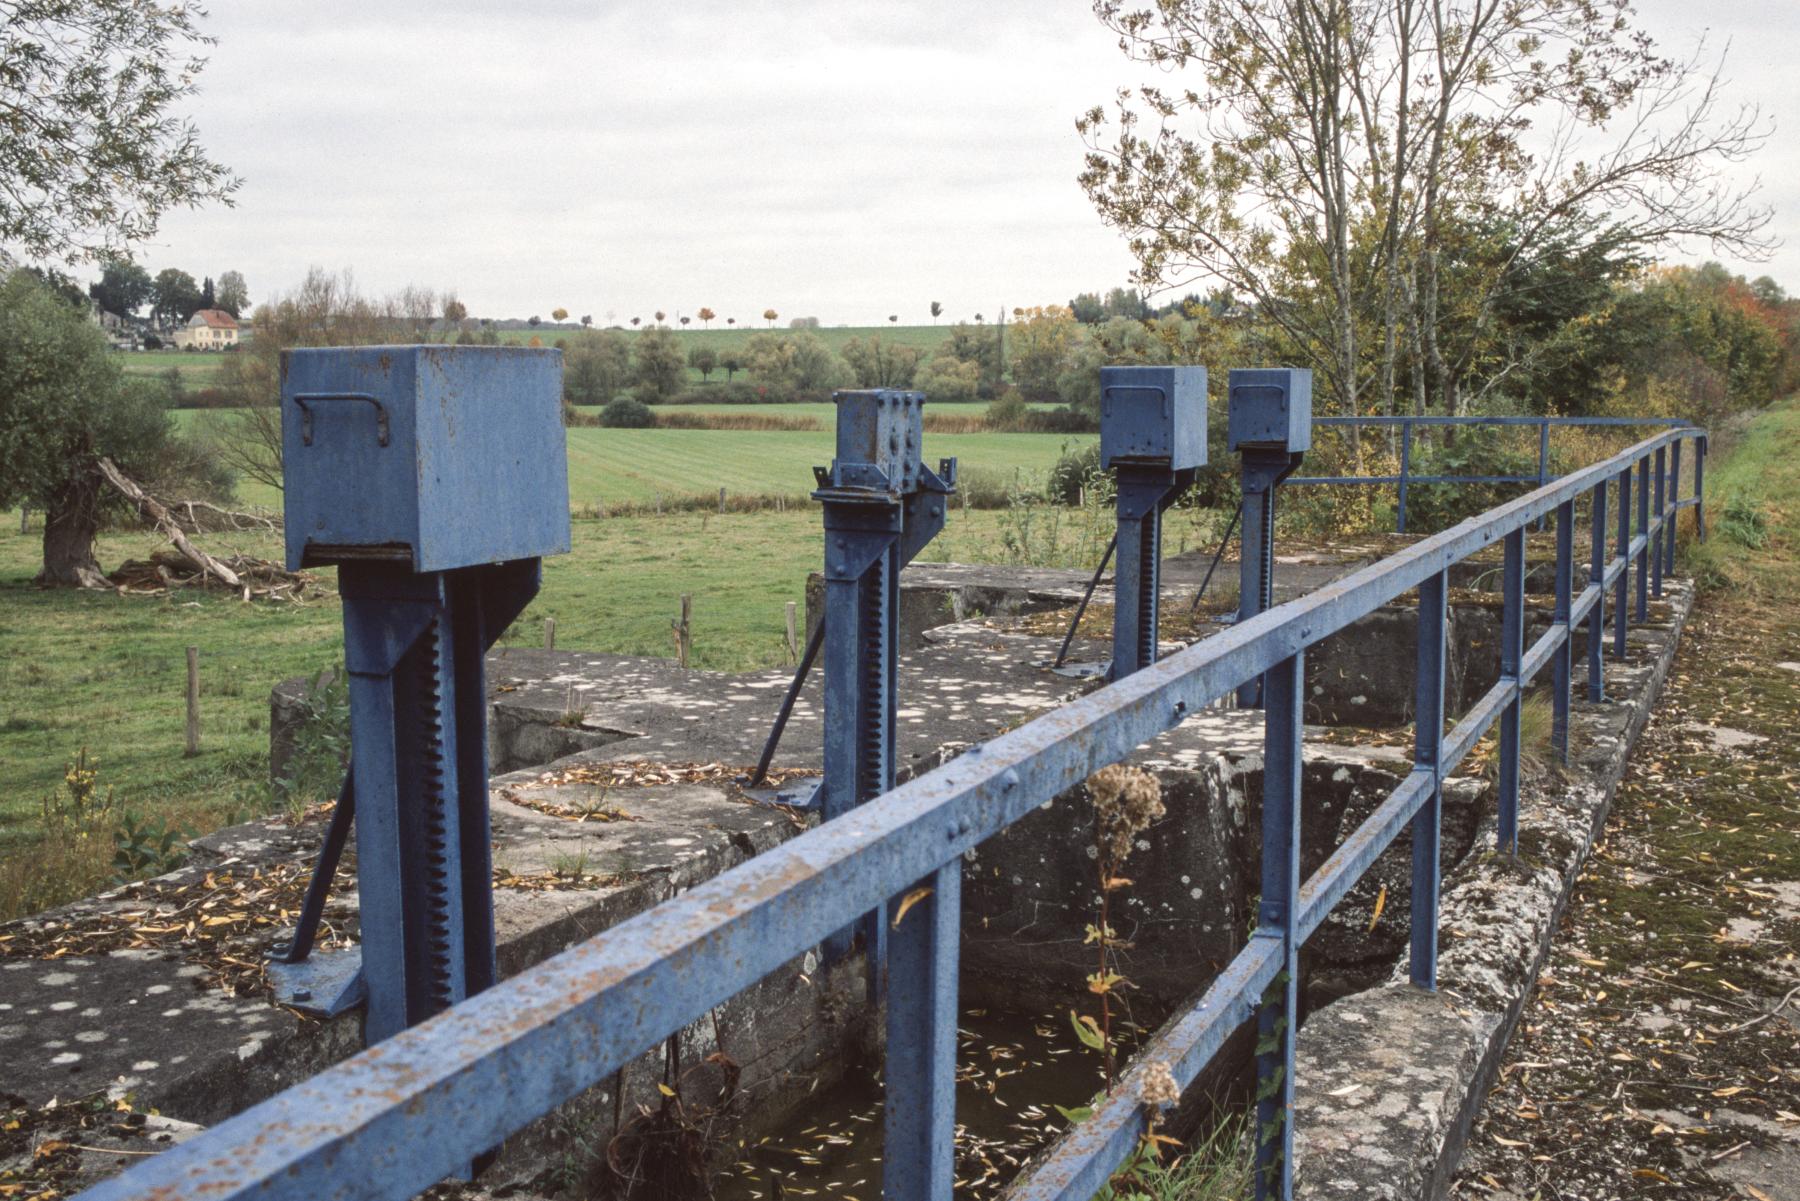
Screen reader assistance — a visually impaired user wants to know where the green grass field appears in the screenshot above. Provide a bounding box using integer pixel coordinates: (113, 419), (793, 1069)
(172, 408), (1092, 511)
(116, 347), (230, 386)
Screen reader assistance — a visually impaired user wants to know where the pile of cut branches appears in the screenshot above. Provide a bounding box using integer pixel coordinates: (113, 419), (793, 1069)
(97, 457), (309, 601)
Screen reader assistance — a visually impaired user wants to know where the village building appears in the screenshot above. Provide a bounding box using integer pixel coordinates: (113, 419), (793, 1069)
(171, 308), (240, 350)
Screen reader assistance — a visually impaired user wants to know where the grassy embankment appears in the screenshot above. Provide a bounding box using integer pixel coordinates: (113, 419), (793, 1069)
(1455, 398), (1800, 1195)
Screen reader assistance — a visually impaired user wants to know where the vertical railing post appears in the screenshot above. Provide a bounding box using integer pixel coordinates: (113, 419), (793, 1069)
(1635, 456), (1650, 622)
(1695, 435), (1708, 541)
(1396, 420), (1413, 534)
(1552, 499), (1574, 764)
(1587, 480), (1607, 703)
(1409, 570), (1447, 990)
(1614, 468), (1631, 659)
(1535, 420), (1551, 531)
(1666, 440), (1682, 577)
(1650, 447), (1666, 599)
(882, 861), (961, 1201)
(1254, 652), (1303, 1201)
(1497, 527), (1525, 855)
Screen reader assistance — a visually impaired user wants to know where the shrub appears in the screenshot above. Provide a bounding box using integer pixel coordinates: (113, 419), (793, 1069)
(601, 397), (655, 428)
(1718, 494), (1768, 548)
(1047, 442), (1103, 504)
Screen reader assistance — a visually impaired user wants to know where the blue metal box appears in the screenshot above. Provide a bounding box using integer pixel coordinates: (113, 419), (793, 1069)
(1227, 368), (1313, 452)
(826, 390), (924, 493)
(282, 346), (572, 572)
(1098, 366), (1208, 470)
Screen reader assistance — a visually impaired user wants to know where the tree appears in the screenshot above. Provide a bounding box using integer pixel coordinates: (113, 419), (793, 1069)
(528, 315), (541, 328)
(930, 301), (942, 324)
(24, 267), (87, 309)
(743, 331), (852, 396)
(727, 316), (736, 327)
(763, 309), (778, 327)
(565, 330), (632, 405)
(1008, 306), (1079, 398)
(918, 355), (982, 403)
(199, 276), (215, 311)
(631, 316), (641, 328)
(680, 315), (690, 328)
(443, 298), (468, 326)
(720, 352), (743, 382)
(1081, 0), (1774, 417)
(1069, 292), (1105, 324)
(688, 346), (719, 383)
(0, 272), (176, 585)
(697, 307), (716, 328)
(888, 314), (898, 324)
(551, 307), (569, 322)
(215, 270), (249, 317)
(654, 310), (666, 326)
(632, 327), (686, 401)
(842, 336), (922, 389)
(89, 259), (155, 316)
(0, 2), (239, 263)
(151, 268), (202, 325)
(581, 314), (593, 328)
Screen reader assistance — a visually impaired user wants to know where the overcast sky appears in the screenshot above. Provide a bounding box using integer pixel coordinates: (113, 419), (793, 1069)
(138, 1), (1798, 326)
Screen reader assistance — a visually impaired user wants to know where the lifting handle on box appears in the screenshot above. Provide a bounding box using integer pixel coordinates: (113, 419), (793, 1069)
(1099, 383), (1171, 419)
(292, 392), (391, 447)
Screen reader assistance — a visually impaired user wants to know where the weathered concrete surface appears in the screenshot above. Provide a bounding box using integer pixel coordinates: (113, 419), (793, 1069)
(804, 562), (1094, 648)
(0, 766), (866, 1197)
(960, 709), (1489, 1013)
(1292, 579), (1694, 1200)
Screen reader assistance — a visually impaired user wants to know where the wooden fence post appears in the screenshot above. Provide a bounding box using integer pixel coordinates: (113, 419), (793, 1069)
(544, 617), (556, 650)
(655, 493), (663, 516)
(673, 595), (692, 668)
(718, 486), (727, 514)
(784, 601), (799, 666)
(184, 646), (201, 757)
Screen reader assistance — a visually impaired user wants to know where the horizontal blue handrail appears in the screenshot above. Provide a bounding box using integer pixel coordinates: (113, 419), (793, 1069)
(1287, 414), (1699, 533)
(76, 424), (1706, 1201)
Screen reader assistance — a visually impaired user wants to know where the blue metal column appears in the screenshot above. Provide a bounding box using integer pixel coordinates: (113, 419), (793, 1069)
(1588, 482), (1607, 703)
(1650, 447), (1666, 599)
(1112, 466), (1173, 679)
(1254, 651), (1303, 1201)
(1409, 570), (1447, 990)
(1228, 369), (1310, 707)
(812, 391), (954, 966)
(882, 861), (960, 1201)
(269, 347), (567, 1060)
(1666, 440), (1682, 576)
(1396, 421), (1413, 534)
(1696, 436), (1708, 541)
(1497, 528), (1525, 854)
(1552, 500), (1574, 764)
(1614, 469), (1631, 658)
(1635, 457), (1651, 622)
(1100, 366), (1207, 683)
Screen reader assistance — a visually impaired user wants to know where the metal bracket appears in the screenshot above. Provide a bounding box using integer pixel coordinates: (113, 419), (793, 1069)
(293, 392), (391, 448)
(267, 949), (367, 1018)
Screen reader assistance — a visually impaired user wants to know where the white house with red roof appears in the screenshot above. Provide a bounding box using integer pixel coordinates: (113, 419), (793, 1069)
(171, 308), (240, 350)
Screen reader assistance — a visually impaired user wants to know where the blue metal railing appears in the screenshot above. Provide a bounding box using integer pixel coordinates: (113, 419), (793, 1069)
(77, 426), (1706, 1201)
(1288, 415), (1698, 533)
